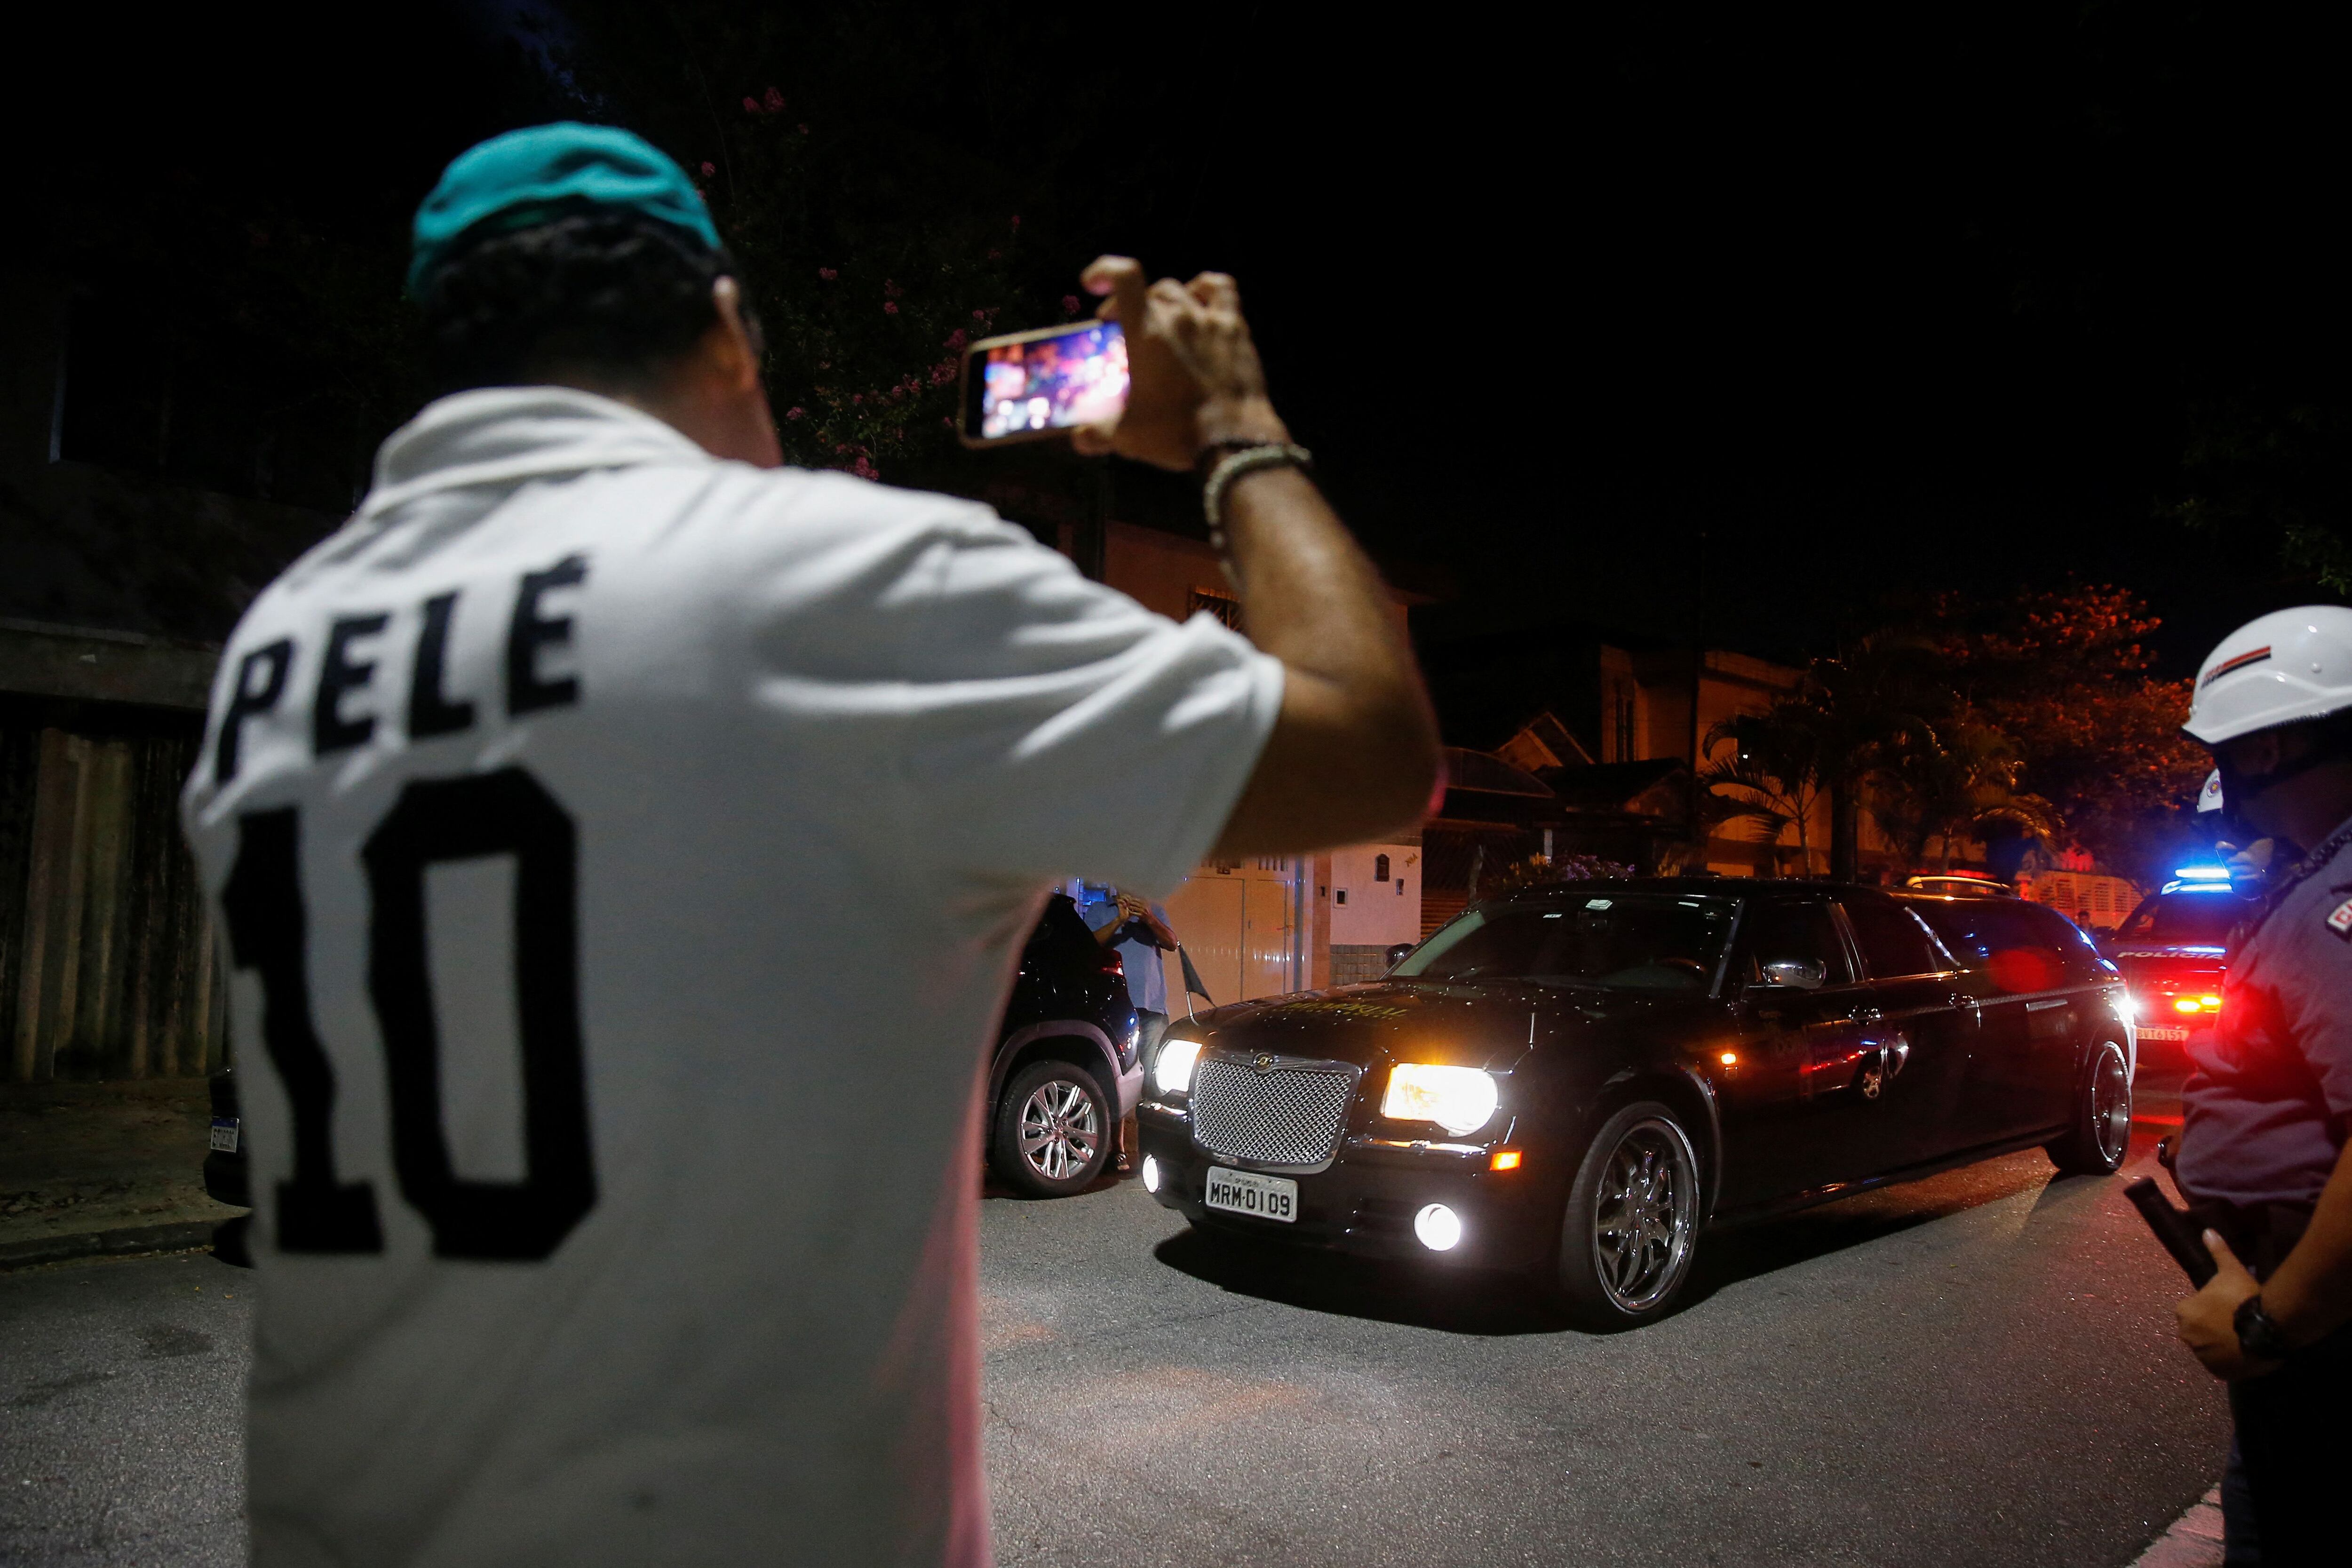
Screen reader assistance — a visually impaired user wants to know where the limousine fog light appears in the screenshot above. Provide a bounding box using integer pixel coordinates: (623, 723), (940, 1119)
(1141, 1155), (1161, 1194)
(1154, 1040), (1202, 1096)
(1383, 1064), (1500, 1137)
(1414, 1203), (1464, 1252)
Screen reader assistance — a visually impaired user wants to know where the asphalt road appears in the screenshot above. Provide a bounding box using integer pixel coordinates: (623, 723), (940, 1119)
(0, 1251), (247, 1567)
(979, 1067), (2229, 1568)
(1, 1070), (2227, 1567)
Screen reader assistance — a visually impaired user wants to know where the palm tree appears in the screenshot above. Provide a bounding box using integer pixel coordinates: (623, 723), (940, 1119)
(1702, 702), (1826, 875)
(1800, 631), (1943, 879)
(1700, 633), (1939, 879)
(1873, 716), (2065, 870)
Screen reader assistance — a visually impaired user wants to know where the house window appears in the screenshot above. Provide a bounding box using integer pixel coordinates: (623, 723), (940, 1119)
(1612, 682), (1637, 762)
(1374, 854), (1391, 882)
(1335, 889), (1349, 905)
(1396, 879), (1406, 894)
(1188, 587), (1243, 632)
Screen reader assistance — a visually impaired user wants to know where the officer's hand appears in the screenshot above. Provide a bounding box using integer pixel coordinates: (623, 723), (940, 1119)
(1072, 256), (1288, 470)
(2174, 1230), (2279, 1382)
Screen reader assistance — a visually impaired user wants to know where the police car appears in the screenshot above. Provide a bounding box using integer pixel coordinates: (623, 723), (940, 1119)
(2102, 865), (2258, 1059)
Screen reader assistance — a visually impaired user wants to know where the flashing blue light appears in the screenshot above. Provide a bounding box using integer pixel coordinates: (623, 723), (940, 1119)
(2174, 865), (2231, 881)
(2161, 880), (2234, 895)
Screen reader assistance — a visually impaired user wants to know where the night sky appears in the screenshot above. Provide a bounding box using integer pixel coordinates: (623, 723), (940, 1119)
(16, 2), (2349, 677)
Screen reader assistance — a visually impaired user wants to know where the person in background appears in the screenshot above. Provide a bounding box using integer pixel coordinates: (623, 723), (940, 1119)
(1072, 882), (1177, 1172)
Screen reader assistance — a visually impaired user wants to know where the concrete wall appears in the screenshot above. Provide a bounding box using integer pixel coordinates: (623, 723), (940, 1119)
(1328, 842), (1421, 947)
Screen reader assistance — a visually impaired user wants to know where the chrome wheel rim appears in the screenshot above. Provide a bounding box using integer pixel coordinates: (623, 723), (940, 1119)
(2091, 1045), (2132, 1166)
(1018, 1078), (1102, 1183)
(1590, 1117), (1699, 1313)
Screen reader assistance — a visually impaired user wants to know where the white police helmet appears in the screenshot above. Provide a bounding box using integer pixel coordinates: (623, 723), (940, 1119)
(2197, 769), (2223, 813)
(2183, 605), (2352, 746)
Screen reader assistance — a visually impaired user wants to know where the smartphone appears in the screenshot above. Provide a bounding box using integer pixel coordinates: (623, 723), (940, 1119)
(958, 319), (1128, 447)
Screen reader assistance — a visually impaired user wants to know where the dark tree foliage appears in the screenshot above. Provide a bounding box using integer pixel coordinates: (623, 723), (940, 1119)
(546, 0), (1203, 480)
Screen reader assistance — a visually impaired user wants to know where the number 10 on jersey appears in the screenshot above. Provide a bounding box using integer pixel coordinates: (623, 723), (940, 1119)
(219, 766), (596, 1261)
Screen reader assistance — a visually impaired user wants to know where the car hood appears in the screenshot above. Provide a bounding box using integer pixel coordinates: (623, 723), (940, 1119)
(1170, 979), (1718, 1075)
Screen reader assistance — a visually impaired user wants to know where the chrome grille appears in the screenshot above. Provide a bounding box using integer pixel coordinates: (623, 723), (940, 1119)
(1190, 1058), (1353, 1167)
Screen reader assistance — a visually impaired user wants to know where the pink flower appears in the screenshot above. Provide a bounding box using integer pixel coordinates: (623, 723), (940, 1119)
(785, 406), (805, 421)
(883, 301), (898, 315)
(987, 249), (1001, 260)
(742, 96), (760, 113)
(972, 309), (986, 320)
(1009, 215), (1021, 230)
(883, 279), (902, 298)
(1061, 294), (1080, 315)
(944, 329), (967, 350)
(700, 161), (715, 176)
(818, 267), (837, 280)
(763, 86), (785, 112)
(851, 394), (863, 405)
(798, 123), (809, 135)
(834, 443), (851, 454)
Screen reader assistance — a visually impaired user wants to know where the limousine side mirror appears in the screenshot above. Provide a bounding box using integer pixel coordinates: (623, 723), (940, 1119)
(1384, 942), (1415, 970)
(1757, 958), (1828, 991)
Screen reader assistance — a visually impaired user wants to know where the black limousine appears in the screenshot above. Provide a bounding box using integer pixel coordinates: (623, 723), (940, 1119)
(1137, 879), (2135, 1327)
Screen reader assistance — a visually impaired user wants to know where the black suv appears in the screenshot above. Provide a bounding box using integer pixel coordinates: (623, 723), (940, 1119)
(983, 891), (1142, 1196)
(205, 890), (1141, 1257)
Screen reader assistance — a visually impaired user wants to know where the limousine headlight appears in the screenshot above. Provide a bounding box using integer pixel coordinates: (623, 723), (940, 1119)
(1155, 1039), (1203, 1097)
(1382, 1064), (1499, 1137)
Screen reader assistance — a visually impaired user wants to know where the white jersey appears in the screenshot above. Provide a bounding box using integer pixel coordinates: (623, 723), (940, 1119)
(180, 388), (1280, 1568)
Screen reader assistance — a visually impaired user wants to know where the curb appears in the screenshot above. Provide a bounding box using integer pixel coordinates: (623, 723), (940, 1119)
(2130, 1485), (2224, 1568)
(0, 1220), (221, 1273)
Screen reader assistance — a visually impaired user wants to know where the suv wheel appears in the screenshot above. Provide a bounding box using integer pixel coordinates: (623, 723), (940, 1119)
(991, 1059), (1113, 1198)
(2046, 1040), (2133, 1176)
(1553, 1101), (1703, 1329)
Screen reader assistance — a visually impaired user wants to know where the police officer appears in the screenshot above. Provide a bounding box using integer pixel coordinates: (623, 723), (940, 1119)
(2173, 606), (2352, 1564)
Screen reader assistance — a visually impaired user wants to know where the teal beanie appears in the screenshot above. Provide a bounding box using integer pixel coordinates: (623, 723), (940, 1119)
(409, 122), (721, 296)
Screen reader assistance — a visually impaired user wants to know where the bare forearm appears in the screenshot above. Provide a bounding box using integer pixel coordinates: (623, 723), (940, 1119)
(1065, 259), (1440, 858)
(1212, 446), (1439, 856)
(2266, 1144), (2352, 1345)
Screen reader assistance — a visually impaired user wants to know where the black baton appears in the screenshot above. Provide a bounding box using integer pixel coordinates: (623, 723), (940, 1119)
(2124, 1177), (2219, 1287)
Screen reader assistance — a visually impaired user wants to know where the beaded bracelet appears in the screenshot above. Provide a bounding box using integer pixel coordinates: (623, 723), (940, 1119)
(1200, 442), (1315, 551)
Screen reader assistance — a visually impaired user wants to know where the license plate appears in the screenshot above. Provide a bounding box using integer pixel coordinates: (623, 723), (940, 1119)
(2139, 1027), (2188, 1042)
(209, 1118), (240, 1154)
(1204, 1166), (1297, 1223)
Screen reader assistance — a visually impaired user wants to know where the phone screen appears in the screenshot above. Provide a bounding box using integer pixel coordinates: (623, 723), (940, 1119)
(961, 320), (1128, 443)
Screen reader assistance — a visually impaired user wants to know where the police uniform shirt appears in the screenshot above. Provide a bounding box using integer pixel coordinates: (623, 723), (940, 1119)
(180, 387), (1281, 1568)
(2178, 824), (2352, 1210)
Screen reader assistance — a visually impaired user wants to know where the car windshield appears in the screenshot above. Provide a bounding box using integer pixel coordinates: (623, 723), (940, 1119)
(2115, 891), (2251, 946)
(1393, 894), (1740, 992)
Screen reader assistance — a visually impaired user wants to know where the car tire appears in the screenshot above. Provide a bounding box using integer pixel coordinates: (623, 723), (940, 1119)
(1552, 1100), (1704, 1329)
(2046, 1039), (2133, 1176)
(990, 1059), (1115, 1198)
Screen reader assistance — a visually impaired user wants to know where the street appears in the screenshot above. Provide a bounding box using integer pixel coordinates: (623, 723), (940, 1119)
(3, 1073), (2228, 1567)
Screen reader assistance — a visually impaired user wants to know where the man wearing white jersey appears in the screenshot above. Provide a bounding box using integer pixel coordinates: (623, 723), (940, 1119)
(180, 123), (1437, 1567)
